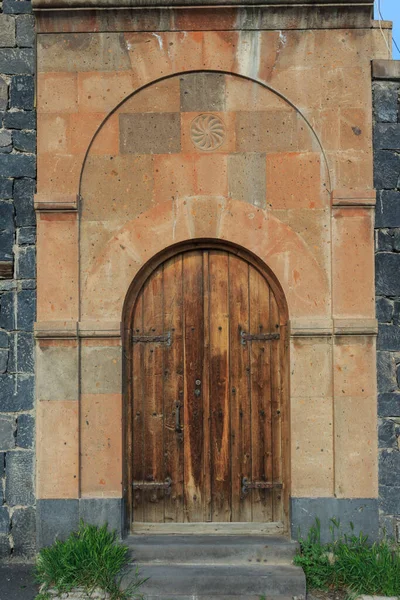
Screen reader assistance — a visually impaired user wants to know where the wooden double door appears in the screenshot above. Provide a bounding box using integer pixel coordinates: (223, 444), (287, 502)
(129, 248), (286, 526)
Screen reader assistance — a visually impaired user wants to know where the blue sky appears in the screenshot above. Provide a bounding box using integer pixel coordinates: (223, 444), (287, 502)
(375, 0), (400, 58)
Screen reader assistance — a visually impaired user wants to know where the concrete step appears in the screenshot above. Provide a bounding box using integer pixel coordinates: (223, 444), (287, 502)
(127, 534), (298, 565)
(124, 564), (306, 599)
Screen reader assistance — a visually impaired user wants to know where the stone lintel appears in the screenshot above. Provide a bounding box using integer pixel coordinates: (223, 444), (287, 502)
(290, 318), (378, 337)
(372, 60), (400, 81)
(34, 5), (373, 33)
(35, 321), (122, 338)
(33, 0), (373, 8)
(331, 188), (376, 208)
(34, 193), (79, 212)
(35, 321), (78, 339)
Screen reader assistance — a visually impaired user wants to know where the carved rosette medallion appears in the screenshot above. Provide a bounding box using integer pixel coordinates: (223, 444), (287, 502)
(190, 114), (226, 151)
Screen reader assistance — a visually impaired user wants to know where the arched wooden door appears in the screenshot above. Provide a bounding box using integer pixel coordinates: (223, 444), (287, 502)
(129, 248), (287, 527)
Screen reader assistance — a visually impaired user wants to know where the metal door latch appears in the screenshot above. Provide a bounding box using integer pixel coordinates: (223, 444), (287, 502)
(240, 331), (280, 345)
(241, 477), (283, 495)
(132, 332), (171, 346)
(132, 477), (172, 495)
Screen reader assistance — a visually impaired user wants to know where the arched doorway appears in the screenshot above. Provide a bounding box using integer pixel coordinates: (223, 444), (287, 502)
(124, 241), (289, 531)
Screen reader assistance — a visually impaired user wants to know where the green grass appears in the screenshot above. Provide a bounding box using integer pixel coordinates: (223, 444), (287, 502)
(35, 521), (146, 600)
(294, 518), (400, 596)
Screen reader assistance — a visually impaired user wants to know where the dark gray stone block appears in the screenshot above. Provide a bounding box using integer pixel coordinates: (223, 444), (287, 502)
(374, 123), (400, 150)
(20, 278), (35, 290)
(0, 14), (16, 47)
(0, 535), (11, 559)
(0, 154), (35, 178)
(17, 289), (36, 331)
(37, 500), (79, 549)
(0, 348), (8, 373)
(0, 507), (9, 535)
(0, 374), (34, 411)
(13, 130), (35, 153)
(376, 254), (400, 296)
(375, 191), (400, 228)
(397, 364), (400, 389)
(378, 418), (397, 448)
(0, 292), (15, 330)
(0, 416), (15, 450)
(374, 150), (400, 189)
(12, 507), (35, 557)
(379, 485), (400, 515)
(393, 229), (400, 252)
(0, 49), (34, 75)
(376, 297), (394, 323)
(0, 178), (13, 199)
(379, 449), (400, 487)
(0, 130), (12, 148)
(16, 15), (35, 47)
(5, 450), (34, 506)
(3, 0), (32, 14)
(378, 393), (400, 417)
(0, 230), (14, 262)
(0, 452), (4, 477)
(16, 246), (35, 279)
(0, 202), (15, 232)
(377, 324), (400, 351)
(290, 497), (379, 543)
(0, 77), (8, 112)
(79, 498), (124, 537)
(14, 178), (35, 226)
(373, 82), (399, 123)
(10, 76), (34, 110)
(180, 72), (225, 112)
(6, 332), (16, 372)
(379, 514), (397, 539)
(17, 227), (35, 245)
(0, 331), (9, 348)
(119, 113), (181, 155)
(4, 110), (35, 130)
(15, 332), (34, 373)
(0, 281), (16, 291)
(16, 414), (34, 448)
(377, 352), (398, 394)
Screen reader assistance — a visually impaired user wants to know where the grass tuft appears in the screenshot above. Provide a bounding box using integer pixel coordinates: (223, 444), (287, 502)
(35, 521), (146, 600)
(294, 518), (400, 596)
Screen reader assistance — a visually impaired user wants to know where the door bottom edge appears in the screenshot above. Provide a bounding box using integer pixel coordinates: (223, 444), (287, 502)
(131, 522), (285, 535)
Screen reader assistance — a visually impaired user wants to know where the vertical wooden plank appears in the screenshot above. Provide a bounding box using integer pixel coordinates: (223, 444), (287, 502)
(132, 293), (144, 522)
(229, 254), (252, 522)
(270, 293), (283, 522)
(183, 251), (204, 522)
(249, 265), (273, 522)
(142, 268), (165, 522)
(163, 255), (185, 523)
(209, 250), (231, 522)
(202, 251), (212, 522)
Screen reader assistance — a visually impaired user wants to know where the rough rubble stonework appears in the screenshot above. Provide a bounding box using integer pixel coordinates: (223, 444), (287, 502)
(0, 0), (36, 558)
(374, 75), (400, 539)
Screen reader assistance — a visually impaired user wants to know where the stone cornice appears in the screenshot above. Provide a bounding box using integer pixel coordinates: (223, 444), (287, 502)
(33, 0), (373, 8)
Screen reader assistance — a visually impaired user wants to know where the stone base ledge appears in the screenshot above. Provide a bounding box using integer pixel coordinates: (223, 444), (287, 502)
(35, 321), (122, 338)
(372, 60), (400, 81)
(331, 189), (376, 208)
(289, 318), (378, 338)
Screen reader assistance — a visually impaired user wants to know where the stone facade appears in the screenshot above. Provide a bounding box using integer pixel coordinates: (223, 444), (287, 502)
(0, 0), (36, 558)
(373, 60), (400, 539)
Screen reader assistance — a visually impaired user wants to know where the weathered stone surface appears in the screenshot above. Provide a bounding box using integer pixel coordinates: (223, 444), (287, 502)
(37, 500), (79, 549)
(376, 229), (394, 251)
(16, 15), (34, 47)
(379, 450), (400, 487)
(180, 72), (225, 112)
(378, 324), (400, 351)
(13, 130), (35, 152)
(0, 508), (9, 535)
(228, 153), (266, 208)
(0, 77), (7, 111)
(10, 75), (34, 110)
(376, 254), (400, 296)
(12, 507), (35, 557)
(45, 587), (111, 599)
(79, 498), (124, 536)
(119, 112), (181, 154)
(5, 450), (34, 506)
(375, 191), (400, 228)
(376, 297), (394, 323)
(37, 345), (78, 401)
(0, 292), (15, 330)
(0, 14), (16, 47)
(17, 227), (35, 245)
(0, 49), (34, 75)
(81, 345), (121, 395)
(374, 150), (400, 189)
(16, 246), (35, 279)
(14, 178), (35, 226)
(0, 452), (5, 478)
(16, 413), (34, 448)
(0, 129), (12, 149)
(0, 178), (12, 199)
(373, 82), (399, 123)
(378, 419), (397, 448)
(0, 154), (35, 178)
(0, 535), (10, 558)
(15, 333), (34, 373)
(0, 202), (15, 262)
(4, 110), (35, 130)
(0, 348), (9, 373)
(16, 289), (36, 331)
(0, 416), (15, 450)
(377, 352), (398, 394)
(379, 485), (400, 515)
(3, 0), (32, 14)
(0, 332), (9, 348)
(0, 374), (34, 411)
(374, 123), (400, 150)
